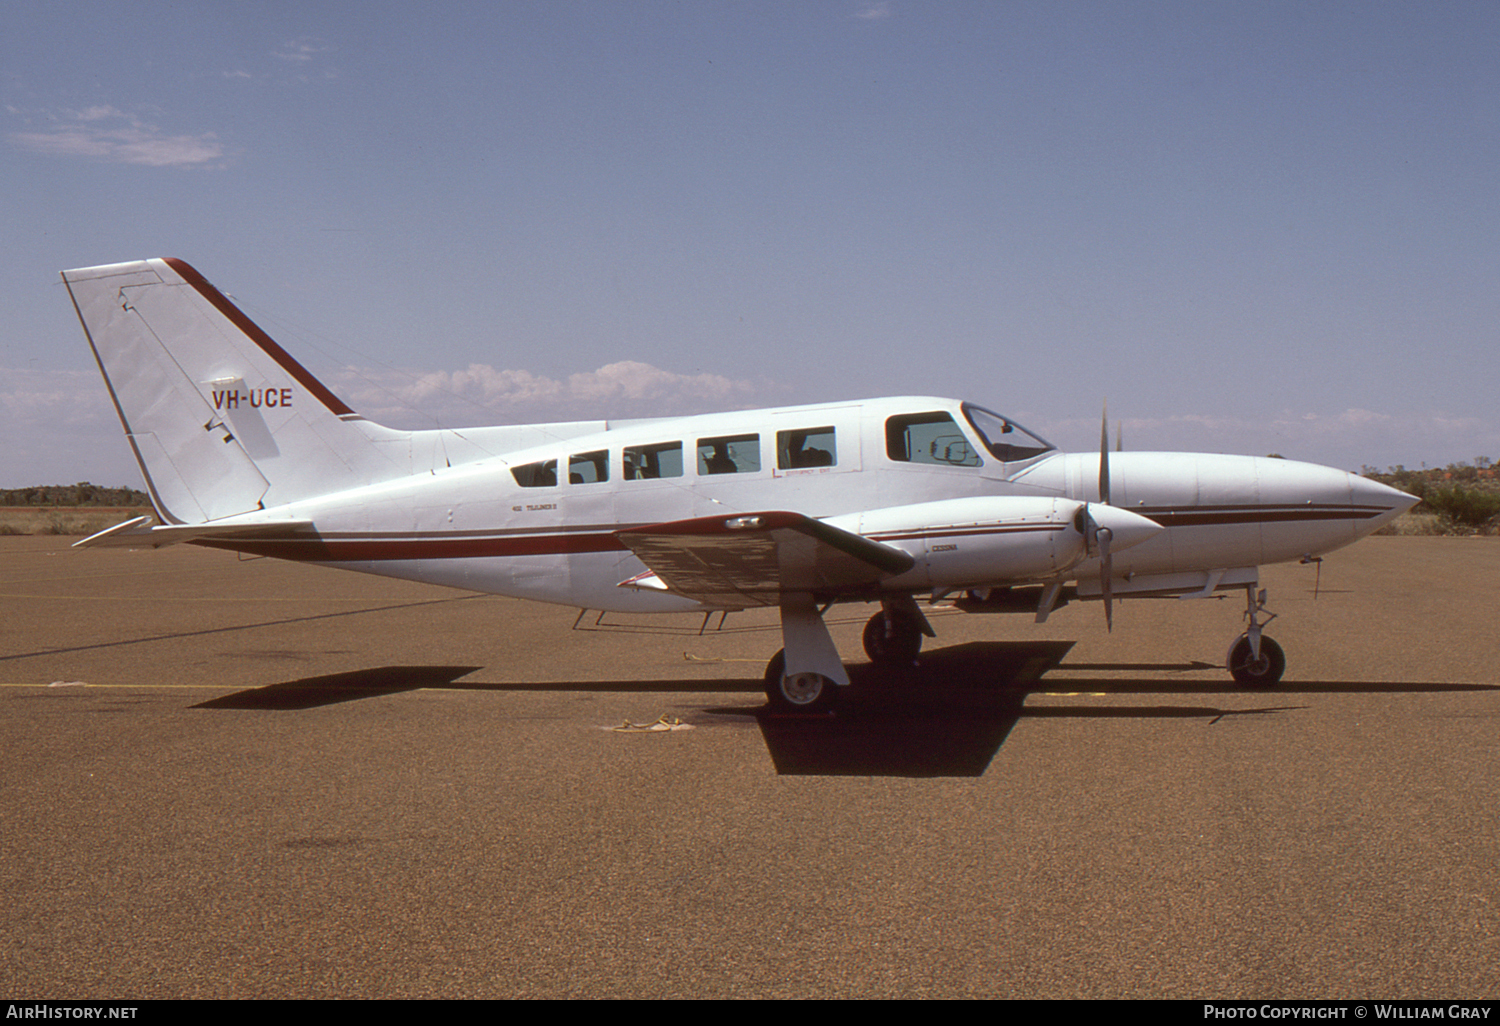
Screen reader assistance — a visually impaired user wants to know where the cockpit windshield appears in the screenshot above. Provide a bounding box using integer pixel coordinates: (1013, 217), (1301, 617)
(961, 404), (1055, 463)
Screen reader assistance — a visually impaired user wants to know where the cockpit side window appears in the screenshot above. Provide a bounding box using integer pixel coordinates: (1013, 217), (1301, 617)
(886, 412), (981, 467)
(961, 404), (1055, 463)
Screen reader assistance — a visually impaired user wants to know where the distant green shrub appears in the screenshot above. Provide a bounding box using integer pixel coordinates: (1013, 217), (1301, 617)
(0, 483), (148, 507)
(1424, 485), (1500, 532)
(1361, 461), (1500, 535)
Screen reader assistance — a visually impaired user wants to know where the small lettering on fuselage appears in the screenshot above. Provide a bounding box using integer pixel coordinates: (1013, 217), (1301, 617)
(211, 388), (293, 411)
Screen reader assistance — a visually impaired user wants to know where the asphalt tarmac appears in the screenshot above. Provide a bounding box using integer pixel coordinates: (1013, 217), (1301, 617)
(2, 535), (1497, 999)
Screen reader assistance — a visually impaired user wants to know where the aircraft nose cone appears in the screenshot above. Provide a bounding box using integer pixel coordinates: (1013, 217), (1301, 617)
(1086, 502), (1163, 552)
(1349, 474), (1421, 534)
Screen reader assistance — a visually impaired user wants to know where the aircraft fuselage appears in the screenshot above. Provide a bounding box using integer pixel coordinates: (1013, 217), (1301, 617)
(189, 396), (1412, 614)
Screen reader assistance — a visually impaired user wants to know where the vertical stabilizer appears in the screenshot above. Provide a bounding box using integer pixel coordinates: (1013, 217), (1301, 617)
(63, 258), (404, 523)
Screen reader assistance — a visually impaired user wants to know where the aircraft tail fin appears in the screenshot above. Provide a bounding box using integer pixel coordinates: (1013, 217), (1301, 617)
(62, 258), (412, 524)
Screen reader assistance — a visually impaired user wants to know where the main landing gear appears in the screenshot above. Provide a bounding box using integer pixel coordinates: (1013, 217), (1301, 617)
(763, 582), (1290, 710)
(1227, 585), (1286, 687)
(762, 649), (839, 713)
(860, 601), (928, 667)
(762, 596), (935, 713)
(762, 593), (847, 714)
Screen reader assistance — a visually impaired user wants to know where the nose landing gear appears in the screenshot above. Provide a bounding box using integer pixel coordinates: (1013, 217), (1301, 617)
(1228, 585), (1285, 687)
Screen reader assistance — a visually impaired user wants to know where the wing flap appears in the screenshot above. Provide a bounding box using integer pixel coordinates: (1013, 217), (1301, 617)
(616, 511), (914, 608)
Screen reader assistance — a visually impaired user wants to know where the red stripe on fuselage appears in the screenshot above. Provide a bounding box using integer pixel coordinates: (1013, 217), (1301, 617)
(185, 504), (1396, 562)
(867, 524), (1067, 543)
(1136, 505), (1392, 527)
(192, 531), (629, 561)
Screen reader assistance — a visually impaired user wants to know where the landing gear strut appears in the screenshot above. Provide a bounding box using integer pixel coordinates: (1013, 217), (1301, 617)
(763, 593), (846, 713)
(1227, 585), (1286, 687)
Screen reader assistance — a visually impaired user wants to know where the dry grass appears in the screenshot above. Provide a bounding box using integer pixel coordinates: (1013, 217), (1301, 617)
(1374, 511), (1455, 536)
(1375, 513), (1498, 537)
(0, 506), (153, 537)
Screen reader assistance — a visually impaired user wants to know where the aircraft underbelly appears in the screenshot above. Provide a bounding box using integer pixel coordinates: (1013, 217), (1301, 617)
(310, 553), (703, 613)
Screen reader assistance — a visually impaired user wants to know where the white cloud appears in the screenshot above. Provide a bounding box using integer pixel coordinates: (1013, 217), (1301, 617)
(73, 105), (125, 122)
(330, 360), (769, 429)
(567, 360), (750, 404)
(8, 106), (225, 168)
(1, 358), (756, 484)
(1, 367), (111, 428)
(0, 366), (132, 486)
(854, 2), (895, 20)
(273, 38), (331, 63)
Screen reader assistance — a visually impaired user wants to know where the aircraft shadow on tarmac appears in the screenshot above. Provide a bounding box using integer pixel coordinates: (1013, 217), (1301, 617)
(191, 641), (1493, 777)
(193, 665), (485, 710)
(736, 641), (1313, 778)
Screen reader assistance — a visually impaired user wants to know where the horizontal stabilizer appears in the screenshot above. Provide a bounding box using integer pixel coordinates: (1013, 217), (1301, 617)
(617, 511), (915, 608)
(75, 515), (315, 550)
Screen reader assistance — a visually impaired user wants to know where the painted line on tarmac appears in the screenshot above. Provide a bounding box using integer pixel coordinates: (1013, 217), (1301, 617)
(1, 681), (229, 689)
(0, 594), (488, 663)
(1, 591), (437, 603)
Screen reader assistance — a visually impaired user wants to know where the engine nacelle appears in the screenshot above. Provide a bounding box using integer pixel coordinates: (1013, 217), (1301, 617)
(824, 496), (1160, 591)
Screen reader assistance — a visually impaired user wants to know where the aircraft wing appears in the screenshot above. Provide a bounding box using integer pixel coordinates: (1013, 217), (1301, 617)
(616, 511), (915, 608)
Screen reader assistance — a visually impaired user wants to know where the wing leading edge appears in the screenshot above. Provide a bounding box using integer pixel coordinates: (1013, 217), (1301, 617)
(616, 511), (916, 609)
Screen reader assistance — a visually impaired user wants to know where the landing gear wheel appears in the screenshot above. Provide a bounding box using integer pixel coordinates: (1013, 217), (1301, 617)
(862, 610), (923, 666)
(1227, 635), (1286, 687)
(763, 650), (839, 713)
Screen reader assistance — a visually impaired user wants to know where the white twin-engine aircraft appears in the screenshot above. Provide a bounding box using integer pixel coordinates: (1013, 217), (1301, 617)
(63, 258), (1417, 711)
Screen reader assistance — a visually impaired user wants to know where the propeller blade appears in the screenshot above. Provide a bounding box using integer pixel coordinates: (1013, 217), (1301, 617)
(1098, 401), (1111, 505)
(1099, 525), (1114, 632)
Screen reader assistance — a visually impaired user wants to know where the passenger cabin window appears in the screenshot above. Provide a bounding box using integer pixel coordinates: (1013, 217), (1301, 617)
(569, 450), (608, 484)
(778, 427), (836, 469)
(886, 412), (981, 467)
(511, 459), (557, 487)
(697, 434), (760, 475)
(623, 441), (683, 480)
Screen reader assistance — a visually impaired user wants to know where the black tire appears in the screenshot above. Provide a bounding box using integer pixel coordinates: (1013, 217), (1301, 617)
(862, 610), (923, 666)
(763, 650), (839, 713)
(1227, 635), (1286, 687)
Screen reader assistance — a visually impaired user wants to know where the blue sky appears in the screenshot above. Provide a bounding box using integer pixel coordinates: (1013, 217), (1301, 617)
(4, 0), (1497, 487)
